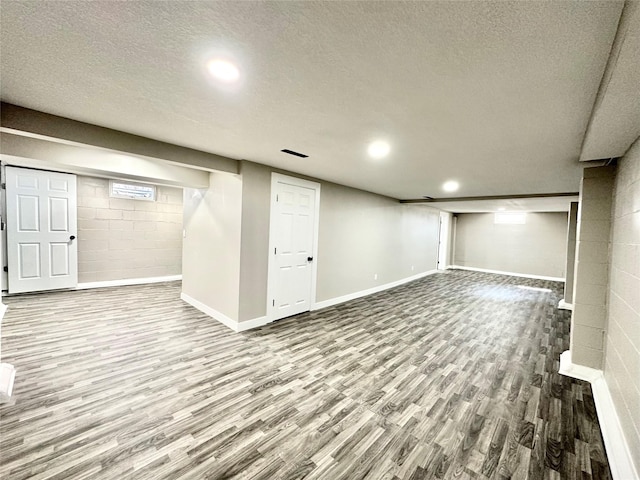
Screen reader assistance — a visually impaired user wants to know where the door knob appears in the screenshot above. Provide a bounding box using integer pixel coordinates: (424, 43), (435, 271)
(69, 235), (76, 241)
(307, 256), (313, 262)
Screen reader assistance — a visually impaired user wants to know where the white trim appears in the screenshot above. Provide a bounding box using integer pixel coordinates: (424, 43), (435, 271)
(448, 265), (565, 282)
(237, 316), (271, 332)
(76, 275), (182, 290)
(180, 293), (273, 333)
(266, 173), (321, 323)
(559, 351), (639, 480)
(312, 269), (440, 311)
(0, 363), (16, 403)
(558, 299), (574, 311)
(558, 350), (601, 382)
(180, 292), (239, 332)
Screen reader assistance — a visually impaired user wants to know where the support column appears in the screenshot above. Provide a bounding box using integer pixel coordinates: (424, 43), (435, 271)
(570, 165), (615, 370)
(559, 202), (578, 309)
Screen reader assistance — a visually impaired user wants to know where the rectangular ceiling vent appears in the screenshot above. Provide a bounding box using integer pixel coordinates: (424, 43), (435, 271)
(281, 149), (308, 158)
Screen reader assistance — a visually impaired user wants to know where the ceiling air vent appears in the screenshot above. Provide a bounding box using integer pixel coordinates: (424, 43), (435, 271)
(281, 149), (308, 158)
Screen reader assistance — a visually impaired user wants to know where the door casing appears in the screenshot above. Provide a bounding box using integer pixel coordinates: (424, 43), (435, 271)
(266, 173), (321, 322)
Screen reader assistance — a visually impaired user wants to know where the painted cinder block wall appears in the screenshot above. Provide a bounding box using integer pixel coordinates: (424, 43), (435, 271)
(571, 166), (615, 369)
(76, 176), (183, 283)
(604, 140), (640, 472)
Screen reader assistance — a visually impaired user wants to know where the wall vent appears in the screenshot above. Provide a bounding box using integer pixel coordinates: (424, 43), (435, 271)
(281, 149), (308, 158)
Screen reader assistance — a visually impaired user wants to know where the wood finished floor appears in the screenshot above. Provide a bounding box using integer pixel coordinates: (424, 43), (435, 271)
(0, 270), (611, 480)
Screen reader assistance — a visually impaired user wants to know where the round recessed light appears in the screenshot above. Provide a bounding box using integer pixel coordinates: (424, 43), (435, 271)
(367, 140), (390, 159)
(207, 59), (240, 83)
(442, 180), (459, 192)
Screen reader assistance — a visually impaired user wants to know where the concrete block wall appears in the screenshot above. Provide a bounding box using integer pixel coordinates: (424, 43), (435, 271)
(77, 176), (183, 283)
(604, 140), (640, 469)
(571, 166), (615, 369)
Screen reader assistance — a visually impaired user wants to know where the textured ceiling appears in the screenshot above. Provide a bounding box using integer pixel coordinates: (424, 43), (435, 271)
(0, 1), (624, 199)
(580, 1), (640, 161)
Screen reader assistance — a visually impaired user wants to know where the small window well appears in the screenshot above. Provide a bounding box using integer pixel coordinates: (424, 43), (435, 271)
(109, 180), (156, 201)
(495, 212), (526, 224)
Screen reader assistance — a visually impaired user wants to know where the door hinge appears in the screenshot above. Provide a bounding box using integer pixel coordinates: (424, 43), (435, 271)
(272, 299), (275, 307)
(1, 183), (5, 190)
(274, 247), (277, 255)
(3, 266), (7, 273)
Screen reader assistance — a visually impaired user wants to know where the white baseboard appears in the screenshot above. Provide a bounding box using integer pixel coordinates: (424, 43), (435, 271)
(448, 265), (565, 282)
(559, 351), (639, 480)
(180, 292), (239, 332)
(237, 316), (271, 332)
(558, 299), (574, 311)
(312, 269), (440, 311)
(0, 362), (16, 403)
(180, 292), (273, 333)
(559, 350), (601, 382)
(76, 275), (182, 290)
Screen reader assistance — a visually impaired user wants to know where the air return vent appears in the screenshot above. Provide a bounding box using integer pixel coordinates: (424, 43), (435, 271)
(281, 149), (308, 158)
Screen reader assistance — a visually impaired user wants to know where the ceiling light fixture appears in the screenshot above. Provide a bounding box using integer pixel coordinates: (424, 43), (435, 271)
(442, 180), (459, 192)
(207, 59), (240, 83)
(367, 140), (390, 159)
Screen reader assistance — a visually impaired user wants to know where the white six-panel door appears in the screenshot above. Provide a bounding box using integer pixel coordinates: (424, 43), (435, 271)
(267, 174), (320, 321)
(5, 167), (78, 293)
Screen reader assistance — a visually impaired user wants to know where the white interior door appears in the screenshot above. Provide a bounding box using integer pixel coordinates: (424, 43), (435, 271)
(267, 174), (320, 321)
(5, 166), (78, 293)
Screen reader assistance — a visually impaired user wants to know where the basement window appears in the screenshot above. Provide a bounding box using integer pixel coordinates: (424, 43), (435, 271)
(109, 180), (156, 201)
(494, 212), (526, 224)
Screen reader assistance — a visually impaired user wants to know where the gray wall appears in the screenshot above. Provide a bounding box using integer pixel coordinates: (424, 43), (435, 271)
(315, 182), (439, 302)
(182, 172), (243, 320)
(77, 176), (182, 283)
(454, 212), (568, 278)
(604, 138), (640, 470)
(564, 202), (578, 303)
(238, 162), (271, 321)
(236, 161), (441, 322)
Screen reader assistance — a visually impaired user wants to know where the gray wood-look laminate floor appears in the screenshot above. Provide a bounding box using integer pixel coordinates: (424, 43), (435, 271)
(0, 270), (611, 480)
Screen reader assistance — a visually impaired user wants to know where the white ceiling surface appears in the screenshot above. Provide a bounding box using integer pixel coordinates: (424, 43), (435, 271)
(0, 1), (624, 200)
(431, 196), (578, 214)
(580, 1), (640, 161)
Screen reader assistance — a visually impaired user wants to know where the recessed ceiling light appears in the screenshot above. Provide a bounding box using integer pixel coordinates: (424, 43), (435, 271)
(442, 180), (459, 192)
(367, 140), (390, 159)
(207, 59), (240, 82)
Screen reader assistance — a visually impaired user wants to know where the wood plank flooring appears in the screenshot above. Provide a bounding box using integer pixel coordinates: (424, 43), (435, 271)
(0, 270), (612, 479)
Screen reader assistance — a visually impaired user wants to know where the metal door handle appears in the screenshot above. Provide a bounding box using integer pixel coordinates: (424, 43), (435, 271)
(307, 256), (313, 262)
(69, 235), (76, 241)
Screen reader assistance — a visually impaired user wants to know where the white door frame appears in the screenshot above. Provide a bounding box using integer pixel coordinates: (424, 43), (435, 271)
(437, 211), (451, 270)
(266, 173), (321, 322)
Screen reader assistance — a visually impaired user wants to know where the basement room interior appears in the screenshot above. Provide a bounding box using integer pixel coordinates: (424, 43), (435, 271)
(0, 1), (638, 479)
